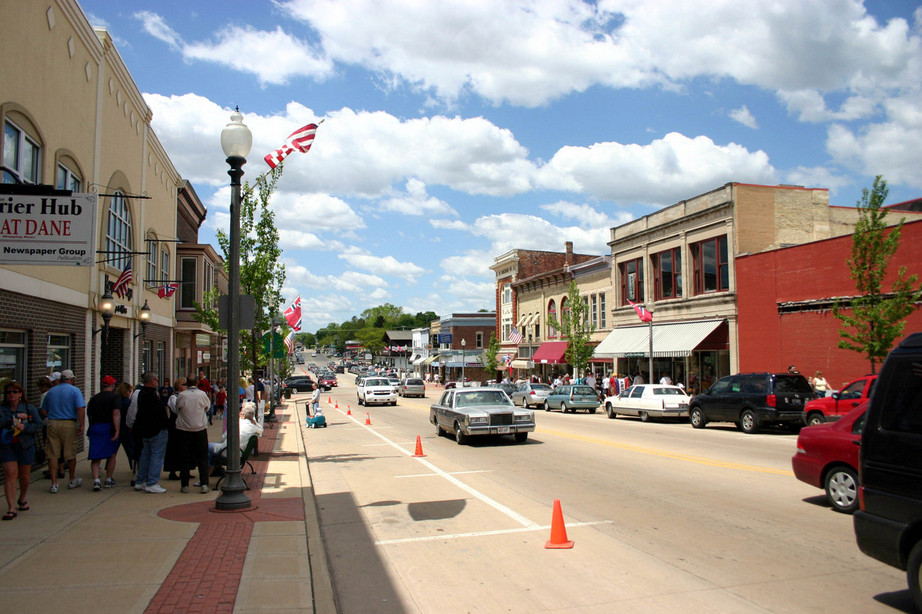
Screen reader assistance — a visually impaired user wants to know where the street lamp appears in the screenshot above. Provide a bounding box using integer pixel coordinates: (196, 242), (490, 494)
(269, 315), (283, 419)
(461, 338), (466, 384)
(93, 286), (116, 347)
(134, 300), (151, 339)
(216, 108), (252, 512)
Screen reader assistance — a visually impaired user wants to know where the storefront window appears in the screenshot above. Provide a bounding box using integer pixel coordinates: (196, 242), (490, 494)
(46, 333), (71, 374)
(0, 331), (26, 389)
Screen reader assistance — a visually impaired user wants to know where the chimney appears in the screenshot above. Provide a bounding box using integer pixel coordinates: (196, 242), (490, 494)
(565, 241), (573, 266)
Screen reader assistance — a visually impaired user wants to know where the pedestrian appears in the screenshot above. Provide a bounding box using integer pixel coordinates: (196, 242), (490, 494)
(40, 369), (86, 493)
(659, 375), (672, 385)
(132, 372), (169, 493)
(115, 381), (137, 478)
(310, 383), (320, 417)
(214, 383), (227, 420)
(175, 374), (211, 494)
(158, 377), (174, 407)
(811, 370), (830, 397)
(1, 382), (43, 520)
(86, 375), (121, 491)
(164, 376), (187, 481)
(788, 365), (799, 374)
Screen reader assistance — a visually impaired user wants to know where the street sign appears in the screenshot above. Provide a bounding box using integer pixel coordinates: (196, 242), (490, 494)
(438, 333), (452, 344)
(262, 331), (286, 359)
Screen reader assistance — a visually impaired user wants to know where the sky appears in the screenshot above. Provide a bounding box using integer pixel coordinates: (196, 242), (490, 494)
(78, 0), (922, 332)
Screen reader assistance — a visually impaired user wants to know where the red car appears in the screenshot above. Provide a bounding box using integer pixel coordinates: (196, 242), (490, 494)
(319, 374), (337, 388)
(791, 403), (866, 513)
(802, 375), (876, 425)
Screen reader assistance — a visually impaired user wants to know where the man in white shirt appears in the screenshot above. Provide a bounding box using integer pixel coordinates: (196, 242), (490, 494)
(175, 375), (211, 494)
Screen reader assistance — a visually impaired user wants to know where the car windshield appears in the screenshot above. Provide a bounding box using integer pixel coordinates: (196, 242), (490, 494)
(531, 384), (551, 391)
(455, 391), (514, 407)
(652, 387), (686, 396)
(406, 379), (423, 385)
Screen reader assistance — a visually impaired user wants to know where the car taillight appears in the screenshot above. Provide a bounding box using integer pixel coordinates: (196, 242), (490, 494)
(529, 390), (535, 396)
(767, 394), (776, 407)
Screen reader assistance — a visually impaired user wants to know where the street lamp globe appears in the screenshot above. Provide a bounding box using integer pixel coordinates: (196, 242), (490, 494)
(220, 109), (252, 159)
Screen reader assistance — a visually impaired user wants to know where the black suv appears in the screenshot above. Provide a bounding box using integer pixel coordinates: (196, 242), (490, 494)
(283, 376), (315, 393)
(854, 332), (922, 609)
(688, 372), (814, 433)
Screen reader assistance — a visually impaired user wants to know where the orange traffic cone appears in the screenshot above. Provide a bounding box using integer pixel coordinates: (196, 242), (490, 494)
(335, 402), (339, 409)
(327, 396), (331, 404)
(365, 412), (371, 426)
(412, 435), (426, 457)
(544, 499), (574, 549)
(346, 405), (352, 415)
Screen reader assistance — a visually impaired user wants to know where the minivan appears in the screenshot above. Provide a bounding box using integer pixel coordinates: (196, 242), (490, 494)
(853, 332), (922, 610)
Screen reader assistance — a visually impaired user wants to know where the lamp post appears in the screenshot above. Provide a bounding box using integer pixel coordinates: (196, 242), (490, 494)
(94, 286), (116, 347)
(269, 316), (283, 419)
(216, 109), (252, 511)
(461, 338), (466, 384)
(135, 300), (151, 339)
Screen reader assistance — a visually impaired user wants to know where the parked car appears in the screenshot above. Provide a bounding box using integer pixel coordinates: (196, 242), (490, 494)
(430, 387), (535, 444)
(357, 377), (397, 406)
(854, 332), (922, 610)
(487, 382), (517, 398)
(398, 378), (426, 398)
(603, 384), (691, 421)
(544, 385), (600, 413)
(510, 382), (553, 408)
(319, 373), (338, 388)
(802, 375), (877, 425)
(283, 376), (314, 394)
(688, 372), (814, 433)
(792, 403), (866, 513)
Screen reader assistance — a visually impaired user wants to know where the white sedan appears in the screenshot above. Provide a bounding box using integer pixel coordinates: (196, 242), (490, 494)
(603, 384), (691, 421)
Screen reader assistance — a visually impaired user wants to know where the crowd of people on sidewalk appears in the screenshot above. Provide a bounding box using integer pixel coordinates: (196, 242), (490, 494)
(0, 369), (274, 521)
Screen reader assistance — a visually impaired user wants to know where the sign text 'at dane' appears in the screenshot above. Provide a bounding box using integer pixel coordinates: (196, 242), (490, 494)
(0, 192), (98, 266)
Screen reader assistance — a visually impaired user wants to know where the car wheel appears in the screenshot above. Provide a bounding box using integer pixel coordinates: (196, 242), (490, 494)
(806, 412), (824, 426)
(739, 409), (759, 434)
(435, 421), (445, 437)
(639, 411), (649, 422)
(357, 395), (363, 406)
(514, 432), (528, 443)
(908, 541), (922, 612)
(454, 422), (467, 445)
(561, 403), (567, 413)
(689, 406), (706, 429)
(824, 465), (859, 513)
(544, 401), (551, 412)
(605, 403), (616, 419)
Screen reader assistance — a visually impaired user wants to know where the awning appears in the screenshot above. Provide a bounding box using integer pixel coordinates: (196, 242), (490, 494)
(422, 354), (439, 365)
(532, 341), (568, 364)
(510, 359), (533, 369)
(593, 319), (726, 358)
(412, 353), (429, 365)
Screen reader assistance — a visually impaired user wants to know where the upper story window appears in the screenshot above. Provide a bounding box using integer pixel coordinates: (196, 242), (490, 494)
(147, 238), (158, 284)
(652, 247), (682, 299)
(476, 332), (483, 348)
(503, 283), (512, 304)
(106, 192), (132, 271)
(548, 299), (558, 338)
(691, 235), (729, 295)
(620, 258), (644, 305)
(599, 293), (607, 329)
(590, 295), (598, 328)
(56, 162), (82, 192)
(180, 257), (197, 310)
(3, 120), (41, 184)
(203, 260), (215, 309)
(161, 248), (170, 283)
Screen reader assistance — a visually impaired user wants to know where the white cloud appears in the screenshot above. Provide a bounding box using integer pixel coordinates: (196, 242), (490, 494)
(272, 192), (365, 232)
(337, 248), (426, 282)
(379, 179), (458, 216)
(777, 89), (877, 122)
(134, 11), (181, 50)
(537, 132), (776, 203)
(782, 167), (852, 195)
(729, 105), (758, 129)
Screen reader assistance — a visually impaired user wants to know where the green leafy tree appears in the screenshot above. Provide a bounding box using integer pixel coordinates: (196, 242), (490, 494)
(195, 166), (286, 382)
(356, 327), (386, 356)
(480, 331), (502, 379)
(833, 175), (921, 373)
(547, 280), (596, 378)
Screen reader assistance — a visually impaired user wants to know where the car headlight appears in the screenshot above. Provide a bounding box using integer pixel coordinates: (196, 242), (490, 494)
(514, 414), (531, 422)
(469, 416), (488, 425)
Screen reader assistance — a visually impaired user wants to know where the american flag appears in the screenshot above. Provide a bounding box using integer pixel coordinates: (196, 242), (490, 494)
(264, 123), (320, 169)
(112, 259), (132, 298)
(508, 326), (523, 345)
(283, 296), (302, 331)
(284, 330), (295, 353)
(157, 282), (179, 299)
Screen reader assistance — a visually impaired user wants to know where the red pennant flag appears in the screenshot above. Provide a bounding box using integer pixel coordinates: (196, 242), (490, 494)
(628, 300), (653, 323)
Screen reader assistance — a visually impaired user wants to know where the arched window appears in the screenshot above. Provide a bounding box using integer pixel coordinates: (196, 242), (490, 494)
(106, 192), (132, 271)
(560, 297), (570, 339)
(3, 117), (41, 184)
(548, 299), (557, 338)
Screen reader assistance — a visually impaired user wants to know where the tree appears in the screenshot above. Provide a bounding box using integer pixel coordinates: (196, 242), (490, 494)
(833, 175), (921, 373)
(480, 331), (503, 380)
(547, 280), (596, 378)
(195, 166), (286, 382)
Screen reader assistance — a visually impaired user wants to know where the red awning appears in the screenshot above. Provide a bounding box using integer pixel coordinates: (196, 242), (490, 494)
(532, 341), (568, 365)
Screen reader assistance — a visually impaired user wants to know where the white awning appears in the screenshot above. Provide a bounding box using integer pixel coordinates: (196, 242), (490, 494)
(510, 359), (533, 369)
(593, 319), (726, 358)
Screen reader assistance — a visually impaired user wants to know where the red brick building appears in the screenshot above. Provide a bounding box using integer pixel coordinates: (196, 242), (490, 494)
(736, 218), (922, 389)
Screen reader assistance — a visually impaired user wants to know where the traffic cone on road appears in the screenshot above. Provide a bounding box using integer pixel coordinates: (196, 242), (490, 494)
(544, 499), (574, 549)
(412, 435), (426, 457)
(346, 405), (352, 415)
(365, 412), (372, 426)
(327, 396), (331, 404)
(335, 402), (339, 409)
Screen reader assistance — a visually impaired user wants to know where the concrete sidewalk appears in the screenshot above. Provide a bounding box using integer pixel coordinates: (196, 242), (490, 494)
(0, 397), (334, 614)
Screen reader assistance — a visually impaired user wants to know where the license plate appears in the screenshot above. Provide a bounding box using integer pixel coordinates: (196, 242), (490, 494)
(791, 398), (802, 405)
(497, 426), (511, 434)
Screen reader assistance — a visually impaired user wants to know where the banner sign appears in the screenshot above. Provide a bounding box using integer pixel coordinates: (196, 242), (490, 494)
(0, 192), (98, 265)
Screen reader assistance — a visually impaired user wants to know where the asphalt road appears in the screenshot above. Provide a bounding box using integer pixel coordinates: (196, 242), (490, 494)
(298, 370), (913, 613)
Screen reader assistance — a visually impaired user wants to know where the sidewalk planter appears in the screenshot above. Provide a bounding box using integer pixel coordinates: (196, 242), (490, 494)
(284, 388), (292, 399)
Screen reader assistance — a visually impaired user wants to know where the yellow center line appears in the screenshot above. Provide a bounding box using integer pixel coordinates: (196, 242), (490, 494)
(540, 427), (794, 476)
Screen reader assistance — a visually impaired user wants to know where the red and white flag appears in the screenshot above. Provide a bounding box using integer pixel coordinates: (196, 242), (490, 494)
(284, 330), (295, 354)
(112, 259), (133, 298)
(283, 296), (302, 331)
(264, 122), (320, 169)
(628, 299), (653, 323)
(157, 282), (179, 299)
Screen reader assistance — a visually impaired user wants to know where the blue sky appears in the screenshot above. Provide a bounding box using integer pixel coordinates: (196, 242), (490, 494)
(79, 0), (922, 331)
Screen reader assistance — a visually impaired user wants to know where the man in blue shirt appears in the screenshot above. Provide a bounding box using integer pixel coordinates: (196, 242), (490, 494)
(41, 369), (86, 493)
